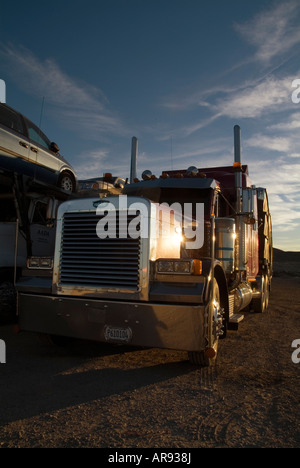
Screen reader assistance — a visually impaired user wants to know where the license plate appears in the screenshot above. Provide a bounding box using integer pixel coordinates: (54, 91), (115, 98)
(104, 326), (132, 343)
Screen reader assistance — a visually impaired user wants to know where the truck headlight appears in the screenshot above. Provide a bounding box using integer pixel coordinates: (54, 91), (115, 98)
(156, 259), (202, 275)
(157, 260), (175, 273)
(174, 260), (192, 273)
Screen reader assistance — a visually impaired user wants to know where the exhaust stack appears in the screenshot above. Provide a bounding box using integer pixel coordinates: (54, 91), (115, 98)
(0, 79), (5, 103)
(233, 125), (246, 272)
(234, 124), (242, 191)
(130, 136), (138, 183)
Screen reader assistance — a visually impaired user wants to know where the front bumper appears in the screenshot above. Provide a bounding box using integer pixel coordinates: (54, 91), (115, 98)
(18, 293), (206, 352)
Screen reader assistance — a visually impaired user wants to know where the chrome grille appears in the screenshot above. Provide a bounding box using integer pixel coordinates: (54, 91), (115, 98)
(59, 211), (140, 289)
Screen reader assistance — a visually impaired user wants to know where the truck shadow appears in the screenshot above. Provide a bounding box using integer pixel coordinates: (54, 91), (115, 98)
(0, 333), (198, 425)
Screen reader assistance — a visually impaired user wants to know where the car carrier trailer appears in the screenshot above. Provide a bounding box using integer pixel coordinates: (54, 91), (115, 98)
(0, 170), (76, 323)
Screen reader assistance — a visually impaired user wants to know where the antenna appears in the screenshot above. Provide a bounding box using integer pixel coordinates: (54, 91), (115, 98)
(170, 135), (173, 170)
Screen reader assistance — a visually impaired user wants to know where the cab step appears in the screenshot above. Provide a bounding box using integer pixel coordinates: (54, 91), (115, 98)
(228, 313), (244, 330)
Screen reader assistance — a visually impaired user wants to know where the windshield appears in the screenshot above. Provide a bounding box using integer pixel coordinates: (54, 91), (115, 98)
(124, 186), (213, 217)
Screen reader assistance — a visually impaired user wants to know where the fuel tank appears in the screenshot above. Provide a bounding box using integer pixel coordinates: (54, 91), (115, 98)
(234, 282), (253, 312)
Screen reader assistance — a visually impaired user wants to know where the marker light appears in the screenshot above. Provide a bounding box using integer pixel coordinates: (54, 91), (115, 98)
(192, 259), (202, 275)
(27, 257), (53, 269)
(142, 170), (153, 180)
(205, 347), (216, 358)
(186, 166), (198, 177)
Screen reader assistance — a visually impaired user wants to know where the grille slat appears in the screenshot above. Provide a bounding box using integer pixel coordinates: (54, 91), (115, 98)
(60, 260), (138, 266)
(59, 211), (141, 289)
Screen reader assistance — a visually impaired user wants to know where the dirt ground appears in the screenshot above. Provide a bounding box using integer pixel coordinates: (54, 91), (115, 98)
(0, 276), (299, 448)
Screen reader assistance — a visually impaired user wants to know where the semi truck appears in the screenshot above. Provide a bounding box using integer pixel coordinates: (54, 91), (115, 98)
(16, 126), (272, 366)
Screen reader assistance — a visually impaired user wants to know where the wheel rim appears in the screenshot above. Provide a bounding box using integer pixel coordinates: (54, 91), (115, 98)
(208, 279), (224, 352)
(60, 175), (73, 192)
(188, 278), (224, 366)
(264, 275), (269, 309)
(261, 275), (266, 312)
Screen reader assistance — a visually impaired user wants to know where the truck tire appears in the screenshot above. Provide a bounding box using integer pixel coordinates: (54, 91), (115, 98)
(188, 279), (223, 367)
(264, 274), (270, 310)
(0, 281), (17, 324)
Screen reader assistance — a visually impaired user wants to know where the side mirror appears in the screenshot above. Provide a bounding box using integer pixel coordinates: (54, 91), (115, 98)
(50, 142), (59, 153)
(243, 213), (256, 225)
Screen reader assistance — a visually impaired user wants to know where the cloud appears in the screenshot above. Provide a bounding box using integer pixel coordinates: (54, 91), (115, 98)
(74, 149), (108, 179)
(216, 75), (293, 119)
(74, 145), (132, 180)
(160, 81), (254, 112)
(267, 112), (300, 131)
(234, 0), (300, 65)
(248, 158), (300, 228)
(246, 134), (291, 153)
(0, 43), (128, 138)
(160, 1), (300, 132)
(174, 113), (223, 138)
(253, 161), (300, 248)
(159, 72), (296, 140)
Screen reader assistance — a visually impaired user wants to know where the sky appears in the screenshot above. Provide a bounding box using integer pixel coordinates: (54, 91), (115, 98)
(0, 0), (300, 251)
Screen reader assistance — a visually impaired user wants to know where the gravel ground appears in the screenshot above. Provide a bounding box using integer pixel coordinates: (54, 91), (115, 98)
(0, 276), (299, 448)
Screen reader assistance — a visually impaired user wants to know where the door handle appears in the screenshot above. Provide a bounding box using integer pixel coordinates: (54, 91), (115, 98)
(19, 141), (29, 148)
(30, 146), (38, 153)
